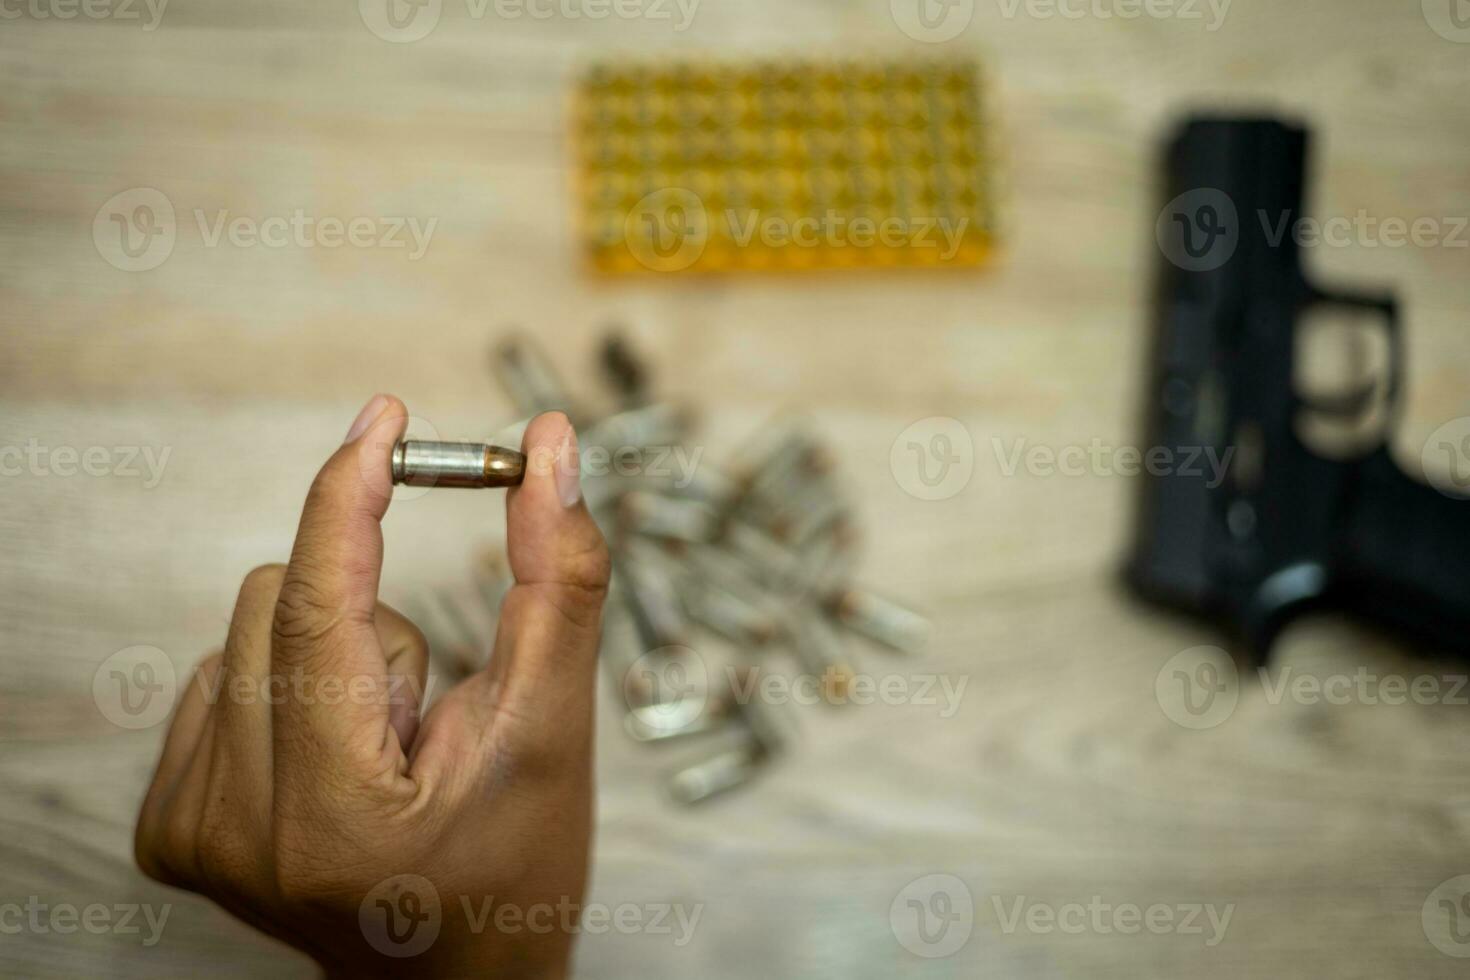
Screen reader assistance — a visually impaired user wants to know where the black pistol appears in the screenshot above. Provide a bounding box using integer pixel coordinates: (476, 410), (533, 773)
(1127, 116), (1470, 662)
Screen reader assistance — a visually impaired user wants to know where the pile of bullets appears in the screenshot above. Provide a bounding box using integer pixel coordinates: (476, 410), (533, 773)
(414, 331), (930, 803)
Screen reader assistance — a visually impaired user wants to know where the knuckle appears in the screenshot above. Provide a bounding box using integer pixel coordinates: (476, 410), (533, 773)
(381, 608), (429, 661)
(307, 455), (359, 507)
(271, 574), (345, 652)
(194, 825), (257, 895)
(161, 807), (197, 860)
(133, 820), (170, 885)
(141, 806), (200, 887)
(564, 532), (613, 598)
(270, 851), (364, 913)
(239, 563), (286, 603)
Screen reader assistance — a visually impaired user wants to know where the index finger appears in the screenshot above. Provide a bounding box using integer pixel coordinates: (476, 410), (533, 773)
(271, 394), (407, 769)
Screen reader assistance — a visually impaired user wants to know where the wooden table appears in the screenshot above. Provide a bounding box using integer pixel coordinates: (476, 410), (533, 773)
(4, 0), (1469, 975)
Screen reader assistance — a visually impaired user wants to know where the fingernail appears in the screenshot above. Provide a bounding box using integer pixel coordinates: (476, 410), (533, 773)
(555, 426), (582, 508)
(344, 394), (388, 445)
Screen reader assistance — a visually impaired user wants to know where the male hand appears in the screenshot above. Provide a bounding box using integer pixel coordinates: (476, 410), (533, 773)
(135, 395), (610, 978)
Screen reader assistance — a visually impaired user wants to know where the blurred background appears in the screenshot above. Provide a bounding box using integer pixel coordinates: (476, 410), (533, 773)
(4, 0), (1470, 976)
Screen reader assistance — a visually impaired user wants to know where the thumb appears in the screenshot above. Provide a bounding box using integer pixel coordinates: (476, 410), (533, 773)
(506, 411), (612, 626)
(490, 412), (611, 739)
(407, 412), (611, 784)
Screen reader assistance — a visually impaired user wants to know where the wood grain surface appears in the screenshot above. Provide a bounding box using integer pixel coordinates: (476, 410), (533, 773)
(3, 0), (1469, 976)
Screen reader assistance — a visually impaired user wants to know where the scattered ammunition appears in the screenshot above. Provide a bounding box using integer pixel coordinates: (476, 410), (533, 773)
(775, 486), (844, 543)
(735, 437), (833, 534)
(598, 589), (651, 696)
(683, 543), (767, 601)
(762, 463), (842, 543)
(826, 587), (931, 655)
(618, 545), (693, 650)
(685, 581), (780, 646)
(626, 705), (724, 743)
(786, 610), (857, 701)
(669, 743), (764, 805)
(667, 676), (788, 803)
(620, 491), (720, 544)
(581, 403), (689, 457)
(738, 429), (820, 504)
(622, 644), (703, 705)
(722, 520), (807, 588)
(666, 466), (740, 513)
(625, 690), (730, 742)
(491, 334), (579, 422)
(413, 328), (925, 802)
(793, 530), (860, 599)
(598, 332), (650, 409)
